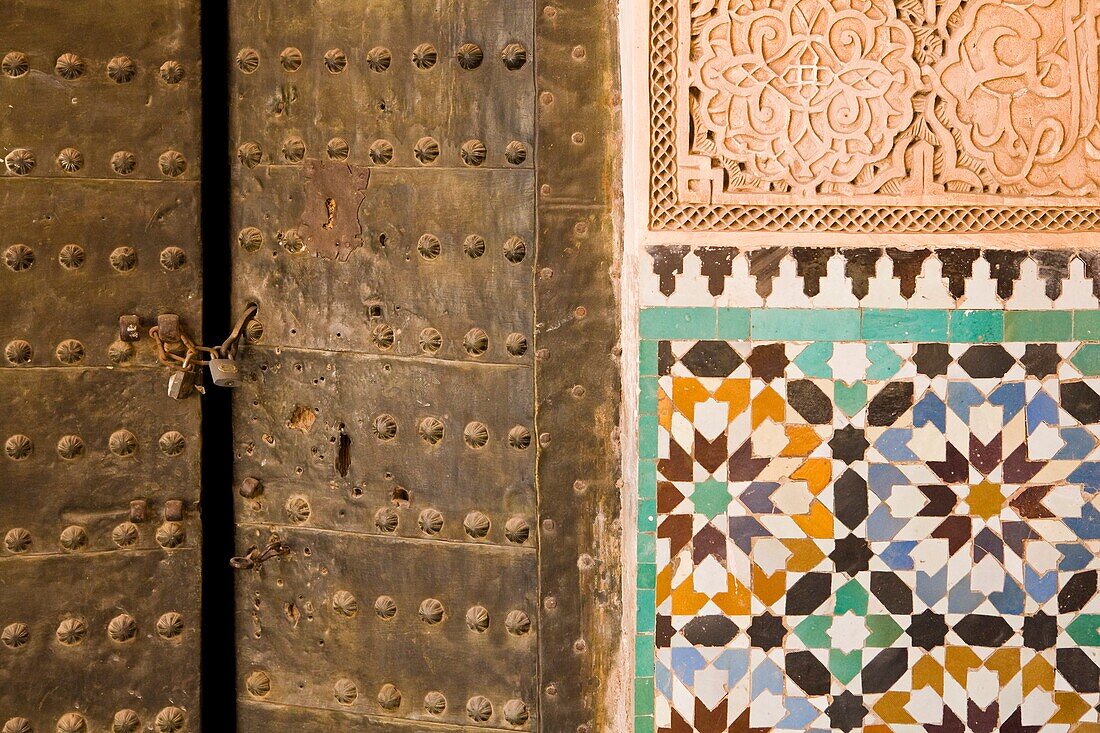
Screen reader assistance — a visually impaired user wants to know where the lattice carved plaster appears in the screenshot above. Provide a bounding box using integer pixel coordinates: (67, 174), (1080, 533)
(650, 0), (1100, 231)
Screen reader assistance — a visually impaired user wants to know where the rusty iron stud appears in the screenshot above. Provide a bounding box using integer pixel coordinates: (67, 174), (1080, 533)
(129, 499), (148, 523)
(164, 500), (184, 522)
(157, 313), (182, 343)
(239, 476), (263, 499)
(118, 314), (141, 342)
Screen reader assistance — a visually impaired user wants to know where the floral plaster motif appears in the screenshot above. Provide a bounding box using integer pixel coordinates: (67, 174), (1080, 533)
(690, 0), (921, 190)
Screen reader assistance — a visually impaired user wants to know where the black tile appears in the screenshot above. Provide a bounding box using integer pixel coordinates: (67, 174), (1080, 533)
(829, 426), (868, 463)
(1032, 250), (1073, 300)
(648, 244), (689, 297)
(973, 527), (1004, 563)
(967, 699), (999, 733)
(862, 648), (907, 693)
(914, 343), (952, 377)
(1022, 612), (1056, 650)
(886, 249), (931, 298)
(1058, 570), (1097, 613)
(908, 610), (948, 650)
(656, 614), (674, 648)
(917, 485), (958, 516)
(792, 247), (835, 297)
(746, 343), (788, 382)
(868, 382), (914, 426)
(785, 651), (830, 695)
(958, 345), (1016, 379)
(985, 250), (1027, 299)
(691, 523), (726, 565)
(787, 379), (832, 424)
(843, 248), (882, 300)
(746, 612), (787, 651)
(696, 247), (735, 297)
(746, 247), (784, 298)
(1061, 381), (1100, 424)
(785, 573), (831, 615)
(680, 341), (743, 377)
(928, 443), (969, 482)
(870, 571), (913, 614)
(681, 615), (738, 647)
(926, 707), (965, 733)
(938, 249), (982, 298)
(829, 534), (872, 575)
(954, 614), (1013, 647)
(999, 707), (1041, 733)
(657, 340), (674, 376)
(932, 515), (973, 556)
(834, 469), (868, 530)
(1021, 343), (1059, 378)
(825, 691), (867, 733)
(1057, 648), (1100, 693)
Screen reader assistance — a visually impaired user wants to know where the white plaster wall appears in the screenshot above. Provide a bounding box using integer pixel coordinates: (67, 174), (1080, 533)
(617, 0), (645, 729)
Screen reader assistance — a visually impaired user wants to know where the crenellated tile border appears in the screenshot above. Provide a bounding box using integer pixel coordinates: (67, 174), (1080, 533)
(643, 247), (1100, 310)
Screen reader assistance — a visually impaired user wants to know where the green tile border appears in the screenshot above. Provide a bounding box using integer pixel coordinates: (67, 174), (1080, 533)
(1005, 310), (1072, 342)
(639, 307), (715, 339)
(639, 307), (1100, 343)
(948, 309), (1003, 343)
(633, 304), (1100, 727)
(862, 309), (947, 341)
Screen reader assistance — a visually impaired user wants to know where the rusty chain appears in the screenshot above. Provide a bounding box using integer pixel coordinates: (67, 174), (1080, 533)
(151, 303), (258, 368)
(230, 537), (291, 570)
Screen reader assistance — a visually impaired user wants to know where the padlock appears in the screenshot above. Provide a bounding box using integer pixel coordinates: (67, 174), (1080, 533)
(167, 367), (195, 399)
(208, 358), (241, 387)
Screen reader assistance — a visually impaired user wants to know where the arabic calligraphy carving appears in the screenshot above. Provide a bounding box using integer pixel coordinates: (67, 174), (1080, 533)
(935, 0), (1100, 195)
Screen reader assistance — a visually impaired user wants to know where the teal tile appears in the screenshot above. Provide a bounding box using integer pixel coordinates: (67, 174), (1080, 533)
(638, 462), (657, 501)
(865, 342), (903, 380)
(634, 678), (655, 716)
(640, 340), (659, 375)
(637, 531), (656, 562)
(752, 308), (860, 341)
(638, 563), (656, 589)
(949, 310), (1003, 343)
(639, 377), (658, 415)
(636, 590), (656, 632)
(640, 307), (715, 339)
(1072, 344), (1100, 375)
(638, 500), (657, 532)
(635, 635), (655, 676)
(1005, 311), (1071, 342)
(716, 308), (750, 339)
(862, 309), (947, 341)
(639, 415), (659, 459)
(794, 341), (832, 377)
(635, 716), (655, 733)
(1075, 311), (1100, 341)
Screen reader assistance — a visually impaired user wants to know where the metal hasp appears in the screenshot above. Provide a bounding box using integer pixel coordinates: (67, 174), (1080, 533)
(0, 2), (202, 731)
(229, 1), (621, 731)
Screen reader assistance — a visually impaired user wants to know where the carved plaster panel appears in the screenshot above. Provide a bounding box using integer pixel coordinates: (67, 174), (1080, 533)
(650, 0), (1100, 231)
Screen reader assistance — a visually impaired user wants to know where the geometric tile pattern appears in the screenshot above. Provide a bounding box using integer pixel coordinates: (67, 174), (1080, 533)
(638, 326), (1100, 732)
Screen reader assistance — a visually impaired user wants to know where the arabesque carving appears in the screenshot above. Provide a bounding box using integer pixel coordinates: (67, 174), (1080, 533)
(691, 0), (921, 190)
(651, 0), (1100, 230)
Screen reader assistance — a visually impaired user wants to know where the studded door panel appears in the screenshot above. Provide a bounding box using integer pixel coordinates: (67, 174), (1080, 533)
(0, 3), (202, 733)
(230, 1), (620, 731)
